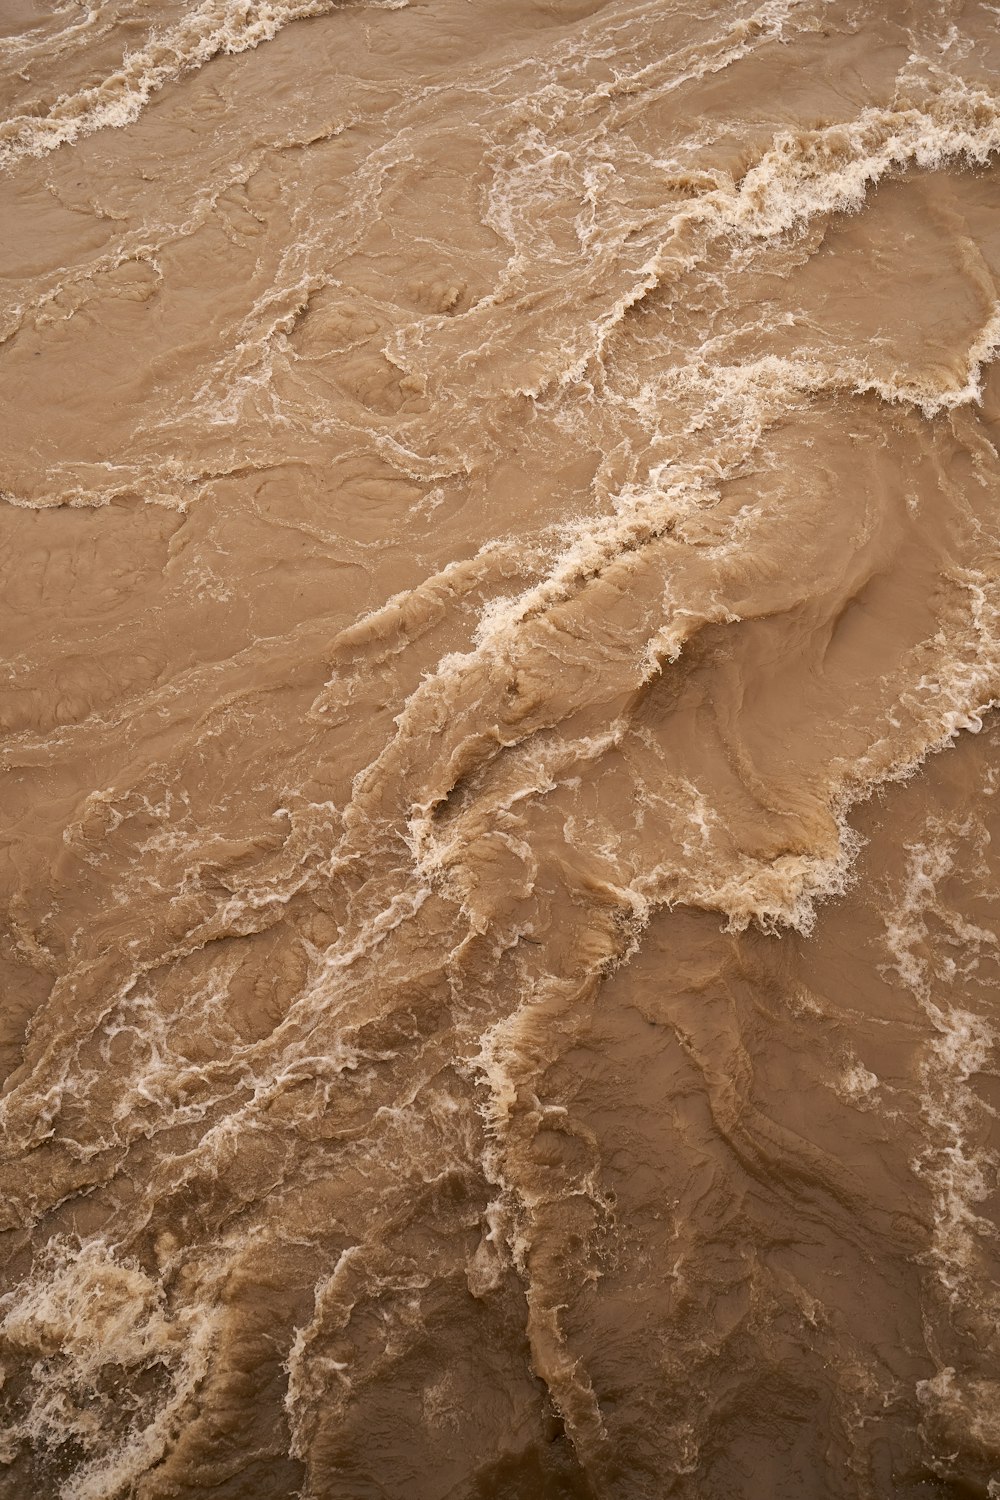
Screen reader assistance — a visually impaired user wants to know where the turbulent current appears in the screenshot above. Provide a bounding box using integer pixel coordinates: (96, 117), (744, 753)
(3, 1), (1000, 1496)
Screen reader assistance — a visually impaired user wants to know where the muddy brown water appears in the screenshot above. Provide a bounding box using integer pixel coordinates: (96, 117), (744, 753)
(2, 2), (1000, 1496)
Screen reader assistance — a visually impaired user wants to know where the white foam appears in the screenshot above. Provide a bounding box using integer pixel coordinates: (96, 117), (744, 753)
(880, 827), (1000, 1304)
(0, 1237), (219, 1500)
(0, 1), (410, 169)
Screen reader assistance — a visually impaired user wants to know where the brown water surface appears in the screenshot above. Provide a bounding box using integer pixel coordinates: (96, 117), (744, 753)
(2, 2), (1000, 1496)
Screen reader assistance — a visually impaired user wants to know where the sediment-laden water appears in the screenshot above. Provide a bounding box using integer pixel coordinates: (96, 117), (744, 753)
(2, 2), (1000, 1496)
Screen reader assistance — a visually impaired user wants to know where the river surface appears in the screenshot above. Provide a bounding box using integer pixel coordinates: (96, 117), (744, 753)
(2, 2), (1000, 1497)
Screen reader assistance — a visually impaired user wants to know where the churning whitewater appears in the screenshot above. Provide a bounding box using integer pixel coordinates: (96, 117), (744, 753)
(2, 1), (1000, 1496)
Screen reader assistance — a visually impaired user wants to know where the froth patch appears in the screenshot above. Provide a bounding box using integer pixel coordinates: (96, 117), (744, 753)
(0, 1), (340, 169)
(0, 1237), (218, 1499)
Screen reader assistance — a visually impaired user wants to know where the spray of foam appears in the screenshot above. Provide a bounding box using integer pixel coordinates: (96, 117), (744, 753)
(0, 0), (407, 169)
(0, 1236), (219, 1500)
